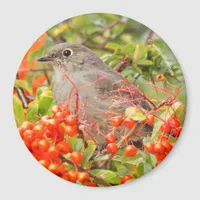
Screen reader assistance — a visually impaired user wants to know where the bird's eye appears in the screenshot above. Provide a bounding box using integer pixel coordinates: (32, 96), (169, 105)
(63, 49), (73, 57)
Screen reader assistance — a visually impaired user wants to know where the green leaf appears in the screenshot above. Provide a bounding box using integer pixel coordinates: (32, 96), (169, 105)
(108, 59), (120, 68)
(137, 162), (152, 177)
(121, 153), (143, 165)
(113, 161), (131, 176)
(81, 143), (96, 167)
(36, 86), (49, 101)
(13, 95), (24, 127)
(46, 100), (56, 116)
(145, 153), (157, 167)
(126, 111), (146, 121)
(125, 107), (137, 117)
(111, 24), (126, 38)
(106, 43), (121, 50)
(134, 66), (143, 74)
(122, 44), (135, 57)
(26, 103), (39, 122)
(112, 54), (124, 59)
(94, 154), (110, 161)
(133, 43), (147, 63)
(137, 60), (154, 66)
(38, 91), (54, 116)
(67, 137), (82, 151)
(121, 68), (134, 77)
(126, 75), (134, 83)
(89, 169), (121, 185)
(151, 102), (184, 139)
(100, 54), (112, 62)
(14, 80), (32, 95)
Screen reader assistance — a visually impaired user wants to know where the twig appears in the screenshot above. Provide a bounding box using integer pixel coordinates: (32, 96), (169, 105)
(17, 67), (53, 72)
(81, 20), (124, 45)
(145, 30), (154, 45)
(15, 87), (28, 109)
(99, 120), (145, 168)
(115, 60), (129, 72)
(60, 156), (111, 186)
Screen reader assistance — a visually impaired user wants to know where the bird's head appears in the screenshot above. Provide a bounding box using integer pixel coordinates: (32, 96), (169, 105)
(37, 43), (99, 71)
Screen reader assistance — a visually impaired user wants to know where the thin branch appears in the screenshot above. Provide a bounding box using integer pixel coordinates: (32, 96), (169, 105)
(17, 67), (53, 72)
(15, 87), (28, 109)
(60, 156), (111, 186)
(145, 30), (154, 45)
(81, 20), (124, 45)
(115, 59), (129, 72)
(99, 120), (145, 168)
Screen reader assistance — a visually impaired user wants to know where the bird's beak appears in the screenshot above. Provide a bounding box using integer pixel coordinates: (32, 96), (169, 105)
(37, 56), (53, 62)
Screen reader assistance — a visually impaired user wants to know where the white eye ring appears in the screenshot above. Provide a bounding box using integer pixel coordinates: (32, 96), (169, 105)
(63, 48), (73, 57)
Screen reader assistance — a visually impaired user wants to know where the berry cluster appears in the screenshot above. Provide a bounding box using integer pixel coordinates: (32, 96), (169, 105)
(19, 105), (96, 186)
(160, 116), (182, 137)
(144, 137), (173, 165)
(18, 101), (182, 186)
(105, 116), (138, 156)
(144, 116), (181, 164)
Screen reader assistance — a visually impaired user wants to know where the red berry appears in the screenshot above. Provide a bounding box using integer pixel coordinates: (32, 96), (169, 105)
(23, 130), (35, 142)
(58, 124), (65, 135)
(161, 140), (173, 152)
(168, 117), (180, 128)
(173, 127), (182, 137)
(57, 164), (67, 176)
(154, 143), (165, 154)
(65, 115), (78, 126)
(66, 125), (78, 137)
(146, 115), (155, 126)
(56, 131), (64, 143)
(155, 152), (166, 162)
(105, 133), (116, 143)
(158, 135), (169, 141)
(106, 143), (118, 154)
(57, 141), (71, 154)
(41, 116), (51, 125)
(78, 172), (89, 183)
(45, 129), (56, 138)
(39, 159), (50, 168)
(48, 146), (60, 159)
(160, 123), (172, 133)
(21, 121), (34, 130)
(70, 152), (83, 165)
(33, 125), (44, 138)
(124, 145), (137, 157)
(123, 118), (135, 128)
(48, 163), (60, 175)
(62, 171), (77, 182)
(38, 139), (50, 152)
(121, 174), (133, 184)
(144, 142), (155, 154)
(112, 116), (123, 127)
(31, 139), (40, 153)
(51, 105), (61, 115)
(47, 119), (59, 129)
(86, 182), (96, 187)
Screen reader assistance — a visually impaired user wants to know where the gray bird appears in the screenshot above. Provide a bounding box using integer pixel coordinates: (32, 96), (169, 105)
(38, 43), (152, 145)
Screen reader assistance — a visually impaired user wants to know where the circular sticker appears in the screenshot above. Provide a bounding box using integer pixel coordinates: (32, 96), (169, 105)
(13, 13), (187, 187)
